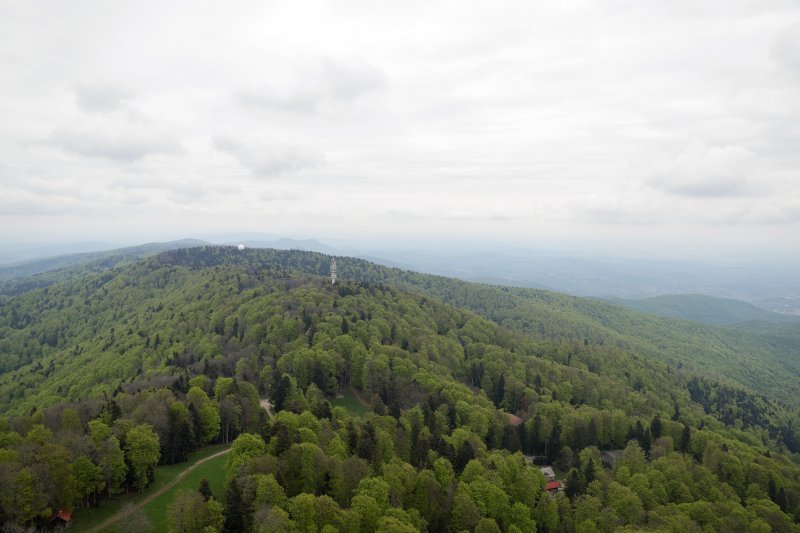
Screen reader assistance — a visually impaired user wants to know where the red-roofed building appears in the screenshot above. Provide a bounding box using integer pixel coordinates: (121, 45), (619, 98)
(546, 481), (561, 491)
(50, 508), (73, 525)
(506, 413), (523, 426)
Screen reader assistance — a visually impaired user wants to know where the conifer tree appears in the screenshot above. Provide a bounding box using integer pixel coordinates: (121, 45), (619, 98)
(199, 478), (212, 501)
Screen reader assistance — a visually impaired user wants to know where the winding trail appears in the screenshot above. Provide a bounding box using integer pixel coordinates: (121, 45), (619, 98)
(87, 448), (231, 533)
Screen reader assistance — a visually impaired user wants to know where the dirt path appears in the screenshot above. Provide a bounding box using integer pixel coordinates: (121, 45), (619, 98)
(349, 386), (371, 409)
(87, 448), (231, 532)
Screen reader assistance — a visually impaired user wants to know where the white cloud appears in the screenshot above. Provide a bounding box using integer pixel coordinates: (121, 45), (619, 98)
(773, 22), (800, 76)
(649, 141), (759, 197)
(235, 58), (386, 115)
(213, 136), (324, 178)
(50, 124), (182, 161)
(75, 84), (134, 114)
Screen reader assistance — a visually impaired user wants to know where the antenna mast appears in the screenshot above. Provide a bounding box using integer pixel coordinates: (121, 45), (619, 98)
(330, 257), (337, 285)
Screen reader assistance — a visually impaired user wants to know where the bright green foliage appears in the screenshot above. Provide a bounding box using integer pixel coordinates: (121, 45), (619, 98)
(254, 473), (287, 508)
(227, 433), (267, 479)
(96, 434), (127, 496)
(125, 423), (161, 491)
(168, 489), (205, 533)
(474, 517), (501, 533)
(168, 490), (226, 533)
(188, 387), (222, 445)
(88, 419), (112, 444)
(1, 467), (48, 524)
(73, 455), (104, 506)
(201, 497), (225, 532)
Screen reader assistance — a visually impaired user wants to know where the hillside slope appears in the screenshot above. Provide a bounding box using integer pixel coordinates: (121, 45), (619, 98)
(0, 251), (678, 419)
(0, 239), (207, 290)
(2, 246), (800, 531)
(605, 293), (796, 325)
(3, 246), (798, 409)
(166, 247), (797, 406)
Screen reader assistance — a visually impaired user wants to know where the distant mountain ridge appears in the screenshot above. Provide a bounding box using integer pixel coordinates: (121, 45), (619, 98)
(0, 238), (340, 288)
(366, 248), (800, 315)
(223, 238), (338, 255)
(0, 239), (209, 296)
(603, 294), (798, 325)
(0, 238), (208, 281)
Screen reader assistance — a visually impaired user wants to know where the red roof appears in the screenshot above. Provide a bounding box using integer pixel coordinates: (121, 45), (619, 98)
(50, 509), (72, 522)
(546, 481), (561, 491)
(507, 413), (523, 426)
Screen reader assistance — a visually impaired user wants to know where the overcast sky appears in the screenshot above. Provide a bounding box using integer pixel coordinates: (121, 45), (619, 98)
(1, 0), (799, 258)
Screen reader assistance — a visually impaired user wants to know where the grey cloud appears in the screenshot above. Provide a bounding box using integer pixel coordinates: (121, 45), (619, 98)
(214, 136), (323, 178)
(773, 23), (800, 75)
(258, 190), (302, 202)
(0, 202), (71, 216)
(235, 58), (385, 114)
(585, 207), (662, 226)
(386, 207), (522, 221)
(741, 202), (800, 225)
(0, 189), (80, 215)
(169, 187), (208, 204)
(649, 142), (758, 197)
(75, 85), (134, 113)
(51, 126), (182, 161)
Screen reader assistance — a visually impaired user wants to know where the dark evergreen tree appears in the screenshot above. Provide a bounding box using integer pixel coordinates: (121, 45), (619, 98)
(565, 468), (584, 499)
(679, 426), (691, 453)
(502, 425), (521, 452)
(223, 477), (249, 533)
(584, 457), (596, 485)
(313, 399), (332, 420)
(454, 440), (475, 473)
(651, 415), (663, 439)
(586, 418), (598, 447)
(347, 421), (359, 455)
(272, 374), (291, 412)
(357, 421), (377, 462)
(769, 477), (778, 502)
(493, 374), (506, 407)
(274, 421), (293, 456)
(166, 404), (195, 464)
(777, 487), (789, 513)
(199, 478), (212, 501)
(571, 419), (586, 451)
(546, 426), (561, 462)
(641, 428), (652, 453)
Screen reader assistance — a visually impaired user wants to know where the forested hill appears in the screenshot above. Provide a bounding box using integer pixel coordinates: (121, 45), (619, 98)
(1, 245), (800, 530)
(137, 246), (800, 408)
(604, 294), (797, 325)
(2, 245), (799, 407)
(0, 238), (208, 292)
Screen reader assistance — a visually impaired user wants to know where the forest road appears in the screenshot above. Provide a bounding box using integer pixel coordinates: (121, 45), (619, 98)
(86, 447), (231, 533)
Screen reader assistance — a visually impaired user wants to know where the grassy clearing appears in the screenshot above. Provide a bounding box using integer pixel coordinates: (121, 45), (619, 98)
(71, 445), (228, 532)
(329, 389), (369, 416)
(141, 451), (227, 532)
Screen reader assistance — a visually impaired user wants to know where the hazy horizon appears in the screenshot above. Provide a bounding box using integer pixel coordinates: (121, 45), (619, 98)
(2, 1), (799, 261)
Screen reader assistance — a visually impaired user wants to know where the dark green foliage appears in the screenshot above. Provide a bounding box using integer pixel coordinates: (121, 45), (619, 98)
(223, 476), (249, 533)
(199, 478), (212, 501)
(680, 425), (691, 453)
